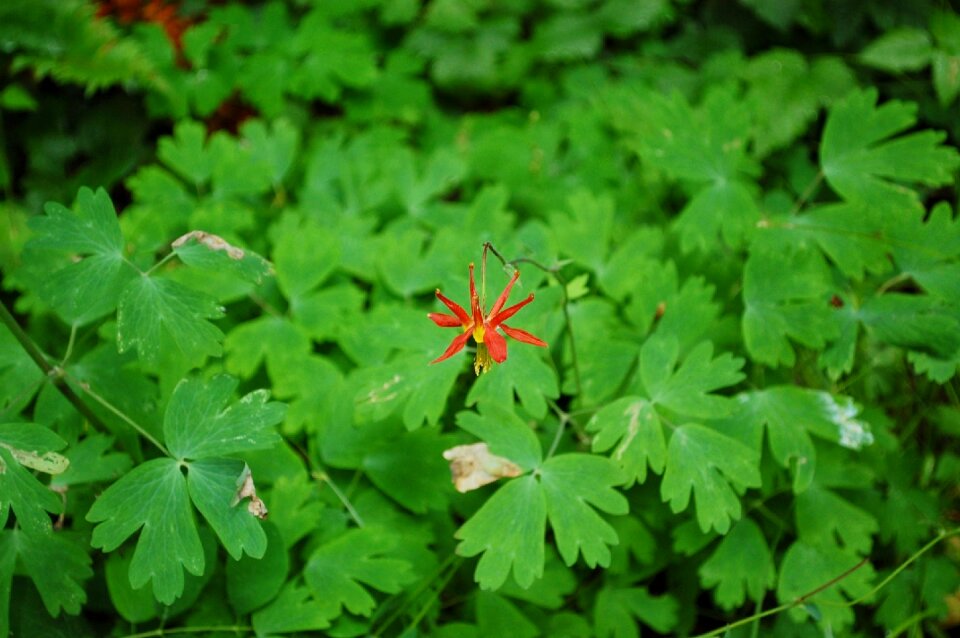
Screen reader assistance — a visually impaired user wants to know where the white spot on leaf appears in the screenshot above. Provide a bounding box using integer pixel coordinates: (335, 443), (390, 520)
(820, 394), (874, 450)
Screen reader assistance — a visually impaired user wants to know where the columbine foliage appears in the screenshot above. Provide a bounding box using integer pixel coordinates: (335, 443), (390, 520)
(1, 1), (959, 637)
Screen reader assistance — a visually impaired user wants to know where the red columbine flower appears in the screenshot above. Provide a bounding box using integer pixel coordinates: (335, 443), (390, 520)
(429, 264), (547, 375)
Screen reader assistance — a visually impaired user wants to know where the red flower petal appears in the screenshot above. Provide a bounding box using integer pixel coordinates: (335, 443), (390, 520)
(484, 326), (508, 363)
(435, 289), (470, 325)
(489, 293), (535, 328)
(431, 331), (473, 364)
(501, 324), (547, 347)
(489, 269), (520, 317)
(468, 263), (484, 326)
(428, 312), (463, 327)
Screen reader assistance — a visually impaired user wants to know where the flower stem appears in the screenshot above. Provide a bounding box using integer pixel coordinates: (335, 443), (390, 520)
(482, 242), (583, 398)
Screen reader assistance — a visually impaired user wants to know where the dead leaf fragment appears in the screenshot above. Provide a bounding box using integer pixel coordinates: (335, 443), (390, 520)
(233, 464), (268, 519)
(0, 442), (69, 475)
(442, 442), (522, 493)
(173, 230), (246, 260)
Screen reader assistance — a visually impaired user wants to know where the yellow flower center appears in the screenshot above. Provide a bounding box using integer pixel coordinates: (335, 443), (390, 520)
(472, 323), (486, 344)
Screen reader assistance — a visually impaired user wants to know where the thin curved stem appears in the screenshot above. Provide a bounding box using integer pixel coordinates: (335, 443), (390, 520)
(840, 527), (960, 608)
(144, 251), (179, 277)
(313, 470), (365, 527)
(692, 527), (960, 637)
(690, 557), (870, 638)
(73, 376), (170, 457)
(546, 410), (567, 459)
(120, 625), (252, 638)
(788, 170), (824, 216)
(371, 552), (462, 636)
(0, 301), (111, 436)
(401, 554), (463, 635)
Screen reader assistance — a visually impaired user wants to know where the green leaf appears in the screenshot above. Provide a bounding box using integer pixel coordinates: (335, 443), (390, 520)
(794, 203), (890, 280)
(158, 120), (215, 187)
(587, 397), (665, 486)
(745, 387), (817, 492)
(795, 486), (878, 555)
(660, 424), (761, 533)
(291, 282), (365, 343)
(653, 275), (722, 352)
(224, 316), (311, 379)
(226, 521), (289, 615)
(640, 337), (744, 419)
(271, 354), (345, 436)
(361, 427), (454, 513)
(393, 146), (465, 216)
(566, 298), (641, 405)
(498, 549), (577, 608)
(859, 293), (960, 359)
(820, 88), (960, 214)
(186, 458), (267, 560)
(240, 118), (299, 186)
(0, 422), (68, 474)
(540, 454), (628, 568)
(172, 231), (274, 285)
(0, 425), (64, 534)
(27, 186), (135, 324)
(271, 213), (341, 300)
(552, 189), (614, 271)
(891, 202), (960, 301)
(352, 354), (461, 430)
(532, 11), (603, 62)
(0, 533), (13, 637)
(0, 325), (44, 415)
(743, 245), (838, 367)
(752, 386), (874, 453)
(674, 179), (761, 253)
(933, 50), (960, 107)
(339, 304), (427, 366)
(455, 404), (542, 472)
(290, 19), (378, 102)
(858, 28), (932, 72)
(777, 541), (875, 633)
(455, 475), (546, 590)
(50, 434), (132, 487)
(610, 87), (759, 250)
(375, 226), (439, 297)
(13, 528), (92, 616)
(264, 474), (324, 549)
(252, 582), (331, 634)
(210, 131), (273, 201)
(741, 51), (855, 158)
(303, 527), (414, 620)
(476, 591), (539, 638)
(699, 518), (775, 610)
(104, 551), (158, 623)
(466, 344), (560, 420)
(116, 275), (225, 368)
(164, 374), (286, 460)
(594, 586), (679, 638)
(87, 458), (204, 605)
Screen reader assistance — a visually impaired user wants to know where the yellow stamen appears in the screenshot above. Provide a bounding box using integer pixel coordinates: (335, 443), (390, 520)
(472, 323), (486, 344)
(474, 343), (494, 376)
